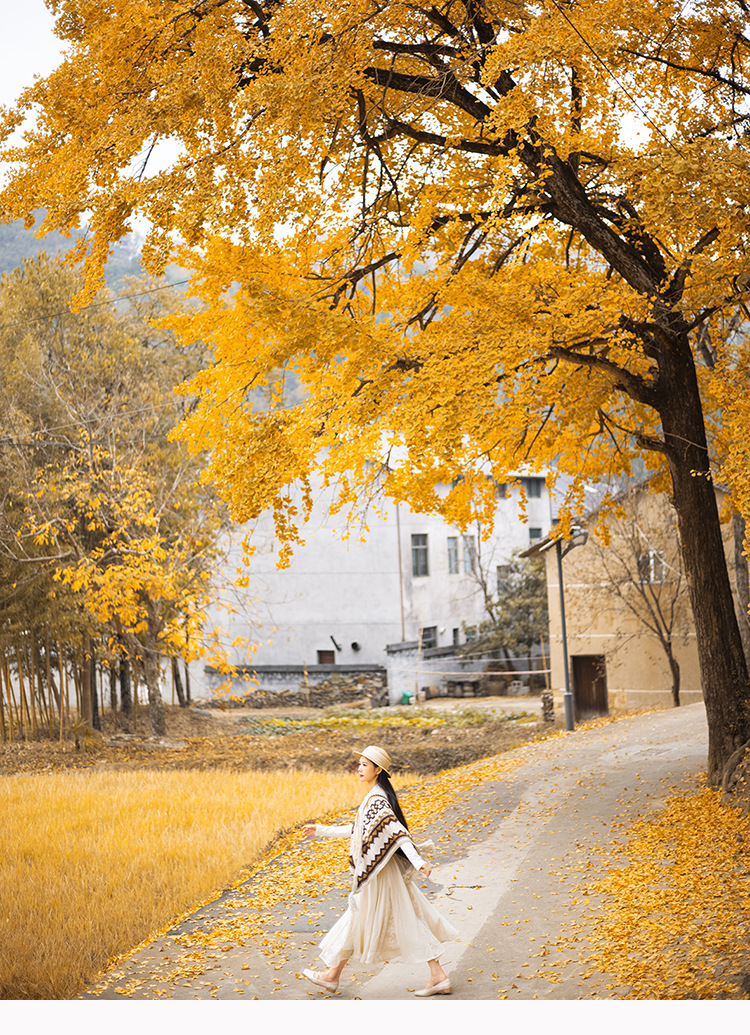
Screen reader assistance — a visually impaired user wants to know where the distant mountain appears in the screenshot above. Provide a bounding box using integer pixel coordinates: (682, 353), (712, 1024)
(0, 212), (185, 288)
(0, 212), (306, 406)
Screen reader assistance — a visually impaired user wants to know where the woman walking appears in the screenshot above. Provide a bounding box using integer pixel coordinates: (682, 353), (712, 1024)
(301, 744), (458, 997)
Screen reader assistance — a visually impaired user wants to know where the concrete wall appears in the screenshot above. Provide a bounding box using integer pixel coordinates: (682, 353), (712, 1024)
(195, 473), (558, 696)
(384, 643), (489, 704)
(204, 663), (385, 695)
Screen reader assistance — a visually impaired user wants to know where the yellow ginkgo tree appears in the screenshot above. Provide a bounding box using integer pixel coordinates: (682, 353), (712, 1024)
(0, 256), (225, 736)
(2, 0), (750, 780)
(39, 448), (220, 737)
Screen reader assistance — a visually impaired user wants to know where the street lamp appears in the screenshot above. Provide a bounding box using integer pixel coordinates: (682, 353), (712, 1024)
(526, 526), (588, 732)
(551, 528), (588, 730)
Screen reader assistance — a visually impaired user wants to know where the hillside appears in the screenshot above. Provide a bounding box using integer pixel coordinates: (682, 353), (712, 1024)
(0, 212), (187, 287)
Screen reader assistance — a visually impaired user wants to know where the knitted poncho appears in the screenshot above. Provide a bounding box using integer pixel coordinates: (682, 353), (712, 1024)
(349, 788), (413, 892)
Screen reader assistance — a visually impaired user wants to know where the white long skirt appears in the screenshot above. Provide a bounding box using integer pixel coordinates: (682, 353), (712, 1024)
(319, 855), (458, 966)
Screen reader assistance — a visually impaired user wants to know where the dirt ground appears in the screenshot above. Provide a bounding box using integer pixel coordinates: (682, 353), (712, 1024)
(0, 699), (560, 777)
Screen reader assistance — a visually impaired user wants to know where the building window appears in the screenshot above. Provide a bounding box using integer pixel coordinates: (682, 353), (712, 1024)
(638, 550), (666, 583)
(524, 477), (544, 498)
(447, 536), (459, 574)
(452, 627), (460, 646)
(317, 650), (335, 665)
(411, 534), (429, 576)
(496, 563), (512, 594)
(529, 527), (543, 541)
(420, 626), (438, 649)
(463, 534), (476, 573)
(495, 481), (508, 498)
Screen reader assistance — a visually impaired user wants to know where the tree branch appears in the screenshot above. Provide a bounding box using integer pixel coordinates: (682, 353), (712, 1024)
(622, 48), (750, 96)
(361, 65), (491, 121)
(547, 343), (660, 407)
(664, 227), (720, 307)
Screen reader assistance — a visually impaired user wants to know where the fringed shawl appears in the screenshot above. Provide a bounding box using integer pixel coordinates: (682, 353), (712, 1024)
(349, 788), (412, 892)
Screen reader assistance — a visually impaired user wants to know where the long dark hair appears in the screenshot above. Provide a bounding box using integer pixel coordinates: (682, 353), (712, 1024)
(377, 771), (409, 830)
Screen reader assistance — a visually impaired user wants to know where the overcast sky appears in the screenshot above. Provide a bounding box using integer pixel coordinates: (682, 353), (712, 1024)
(0, 4), (161, 236)
(0, 1), (61, 109)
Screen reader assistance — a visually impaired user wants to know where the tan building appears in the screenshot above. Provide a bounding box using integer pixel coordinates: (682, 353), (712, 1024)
(525, 483), (746, 718)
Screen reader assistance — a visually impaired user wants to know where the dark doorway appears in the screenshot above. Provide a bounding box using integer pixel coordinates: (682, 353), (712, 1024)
(571, 654), (608, 720)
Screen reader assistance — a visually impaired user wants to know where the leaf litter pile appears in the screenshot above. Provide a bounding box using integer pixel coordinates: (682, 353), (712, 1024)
(538, 780), (750, 1000)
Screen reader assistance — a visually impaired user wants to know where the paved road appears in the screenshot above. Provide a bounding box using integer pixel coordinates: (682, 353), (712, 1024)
(82, 703), (708, 1001)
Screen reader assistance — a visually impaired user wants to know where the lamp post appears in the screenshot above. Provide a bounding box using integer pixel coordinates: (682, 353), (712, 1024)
(556, 538), (574, 731)
(554, 528), (588, 731)
(522, 523), (589, 732)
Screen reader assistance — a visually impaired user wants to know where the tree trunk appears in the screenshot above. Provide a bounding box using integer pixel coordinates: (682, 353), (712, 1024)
(659, 333), (750, 784)
(119, 655), (132, 721)
(732, 513), (750, 669)
(172, 657), (187, 707)
(109, 663), (117, 713)
(80, 637), (94, 726)
(184, 620), (192, 703)
(57, 641), (66, 743)
(0, 663), (6, 742)
(44, 637), (60, 733)
(32, 635), (51, 737)
(72, 658), (81, 720)
(23, 643), (39, 733)
(16, 646), (30, 739)
(142, 650), (166, 738)
(90, 649), (101, 731)
(4, 653), (16, 742)
(666, 649), (681, 708)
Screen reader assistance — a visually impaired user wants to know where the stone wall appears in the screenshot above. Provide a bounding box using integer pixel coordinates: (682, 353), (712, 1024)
(205, 670), (388, 709)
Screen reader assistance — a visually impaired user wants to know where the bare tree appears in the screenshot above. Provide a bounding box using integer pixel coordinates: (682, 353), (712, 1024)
(580, 486), (692, 707)
(461, 549), (549, 675)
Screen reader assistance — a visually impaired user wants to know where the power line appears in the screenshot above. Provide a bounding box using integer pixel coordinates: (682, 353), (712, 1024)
(0, 276), (193, 334)
(547, 0), (686, 158)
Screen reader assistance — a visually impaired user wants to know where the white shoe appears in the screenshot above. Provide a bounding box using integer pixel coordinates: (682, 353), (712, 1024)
(415, 977), (452, 997)
(302, 968), (339, 993)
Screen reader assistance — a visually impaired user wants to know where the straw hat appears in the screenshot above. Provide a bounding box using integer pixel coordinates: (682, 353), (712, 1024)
(353, 745), (392, 775)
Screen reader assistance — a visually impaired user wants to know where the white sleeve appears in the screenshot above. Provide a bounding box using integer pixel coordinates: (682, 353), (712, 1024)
(400, 838), (426, 871)
(313, 824), (351, 838)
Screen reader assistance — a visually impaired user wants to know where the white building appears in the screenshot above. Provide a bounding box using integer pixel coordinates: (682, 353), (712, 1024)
(198, 474), (557, 699)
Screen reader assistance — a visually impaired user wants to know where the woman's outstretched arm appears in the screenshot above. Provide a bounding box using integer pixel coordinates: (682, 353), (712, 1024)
(302, 823), (351, 838)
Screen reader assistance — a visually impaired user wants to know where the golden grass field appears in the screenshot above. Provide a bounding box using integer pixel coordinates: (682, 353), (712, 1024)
(0, 767), (378, 999)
